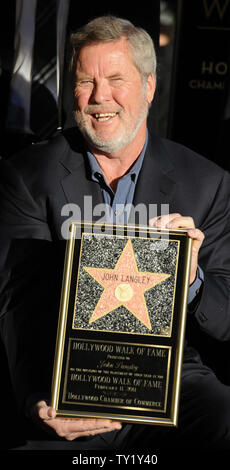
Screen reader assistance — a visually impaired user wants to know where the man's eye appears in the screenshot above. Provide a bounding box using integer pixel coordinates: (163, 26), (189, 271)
(78, 80), (94, 87)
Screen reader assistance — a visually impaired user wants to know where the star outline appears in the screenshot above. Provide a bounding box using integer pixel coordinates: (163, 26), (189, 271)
(83, 239), (171, 330)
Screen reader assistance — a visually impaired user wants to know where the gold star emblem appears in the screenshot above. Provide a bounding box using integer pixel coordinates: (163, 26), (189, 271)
(84, 239), (171, 330)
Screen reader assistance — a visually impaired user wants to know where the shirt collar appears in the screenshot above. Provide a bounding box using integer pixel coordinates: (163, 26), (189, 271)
(87, 131), (148, 184)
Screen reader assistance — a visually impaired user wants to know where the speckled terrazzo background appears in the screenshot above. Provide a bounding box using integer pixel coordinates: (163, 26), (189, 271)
(73, 234), (179, 336)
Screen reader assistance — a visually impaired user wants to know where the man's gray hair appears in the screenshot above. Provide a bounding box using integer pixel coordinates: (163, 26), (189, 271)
(70, 16), (157, 83)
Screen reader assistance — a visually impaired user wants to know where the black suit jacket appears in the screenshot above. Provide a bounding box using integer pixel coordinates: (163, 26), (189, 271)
(0, 129), (230, 414)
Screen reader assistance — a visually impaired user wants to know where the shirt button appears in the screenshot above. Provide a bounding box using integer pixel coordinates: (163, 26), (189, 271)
(114, 210), (120, 216)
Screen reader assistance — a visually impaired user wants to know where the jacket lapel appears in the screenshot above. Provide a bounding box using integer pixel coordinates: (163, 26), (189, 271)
(130, 133), (177, 222)
(59, 131), (103, 220)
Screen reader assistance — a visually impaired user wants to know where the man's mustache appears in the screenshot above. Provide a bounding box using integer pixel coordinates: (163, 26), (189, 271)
(83, 105), (122, 115)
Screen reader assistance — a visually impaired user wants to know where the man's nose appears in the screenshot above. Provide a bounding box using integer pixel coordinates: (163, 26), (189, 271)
(90, 80), (112, 103)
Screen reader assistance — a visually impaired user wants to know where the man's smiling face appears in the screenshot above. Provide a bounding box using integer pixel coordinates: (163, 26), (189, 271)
(73, 38), (155, 155)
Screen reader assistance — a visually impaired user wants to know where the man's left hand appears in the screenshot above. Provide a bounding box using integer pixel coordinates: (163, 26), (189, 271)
(149, 213), (205, 285)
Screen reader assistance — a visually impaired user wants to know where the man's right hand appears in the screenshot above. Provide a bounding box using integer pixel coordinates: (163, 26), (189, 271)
(29, 400), (122, 441)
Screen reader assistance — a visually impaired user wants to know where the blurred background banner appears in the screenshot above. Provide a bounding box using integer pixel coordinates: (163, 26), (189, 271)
(168, 0), (230, 171)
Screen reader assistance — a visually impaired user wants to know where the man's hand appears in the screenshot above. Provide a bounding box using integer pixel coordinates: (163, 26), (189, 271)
(30, 401), (122, 441)
(149, 213), (205, 285)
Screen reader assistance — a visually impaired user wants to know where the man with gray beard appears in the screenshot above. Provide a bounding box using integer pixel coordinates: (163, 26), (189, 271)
(0, 16), (230, 451)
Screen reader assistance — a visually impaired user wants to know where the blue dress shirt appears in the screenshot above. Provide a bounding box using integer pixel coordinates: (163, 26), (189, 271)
(87, 135), (148, 224)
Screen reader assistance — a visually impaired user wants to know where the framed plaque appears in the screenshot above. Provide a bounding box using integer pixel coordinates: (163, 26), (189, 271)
(51, 222), (192, 426)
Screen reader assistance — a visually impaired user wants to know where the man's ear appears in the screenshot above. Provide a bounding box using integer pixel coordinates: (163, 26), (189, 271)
(146, 73), (156, 104)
